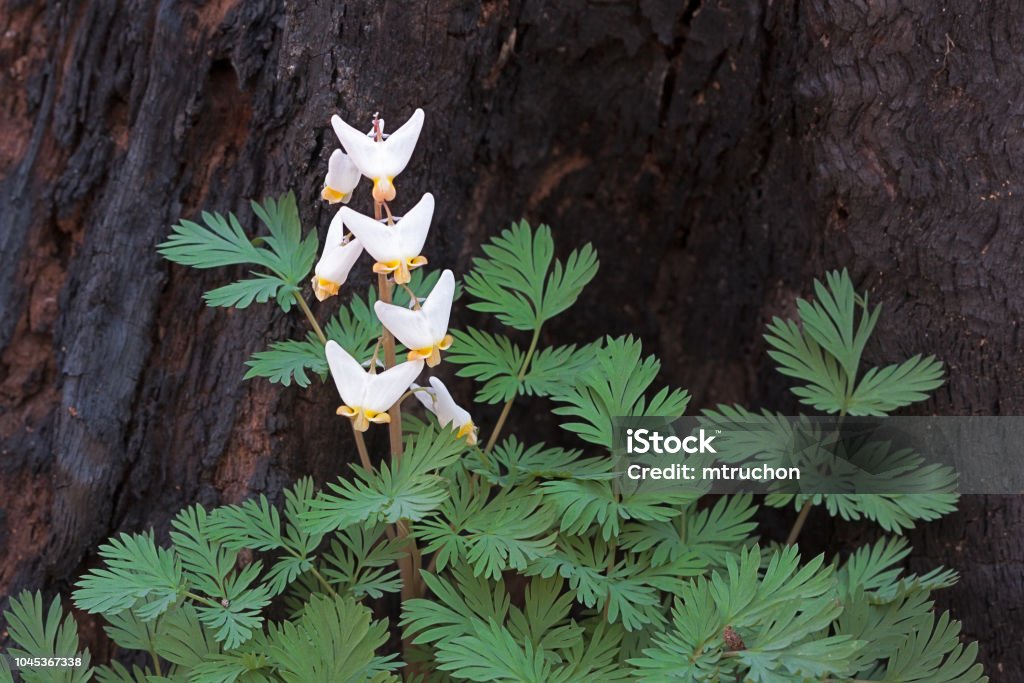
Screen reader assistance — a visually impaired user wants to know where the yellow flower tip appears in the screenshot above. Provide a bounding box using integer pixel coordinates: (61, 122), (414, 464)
(321, 185), (348, 204)
(438, 334), (454, 351)
(312, 276), (341, 301)
(337, 405), (390, 432)
(374, 256), (426, 285)
(457, 421), (478, 445)
(372, 177), (396, 203)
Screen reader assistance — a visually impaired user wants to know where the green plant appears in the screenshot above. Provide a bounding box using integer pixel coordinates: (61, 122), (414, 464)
(1, 108), (985, 682)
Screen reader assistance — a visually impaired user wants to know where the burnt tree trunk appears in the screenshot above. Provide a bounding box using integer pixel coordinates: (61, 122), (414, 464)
(2, 0), (1021, 676)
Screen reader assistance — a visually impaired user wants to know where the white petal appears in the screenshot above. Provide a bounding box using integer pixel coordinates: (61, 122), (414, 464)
(331, 115), (388, 178)
(325, 341), (368, 407)
(325, 149), (361, 197)
(364, 360), (424, 412)
(324, 208), (347, 248)
(428, 377), (472, 428)
(340, 207), (402, 262)
(331, 109), (423, 180)
(421, 270), (455, 340)
(315, 238), (363, 284)
(340, 193), (433, 264)
(412, 382), (437, 412)
(379, 108), (424, 177)
(374, 300), (435, 350)
(396, 192), (434, 255)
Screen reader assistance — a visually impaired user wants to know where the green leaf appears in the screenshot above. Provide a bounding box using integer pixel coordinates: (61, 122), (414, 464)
(551, 336), (690, 449)
(188, 646), (275, 683)
(847, 354), (945, 416)
(433, 619), (553, 682)
(3, 592), (93, 683)
(797, 269), (879, 381)
(244, 334), (326, 388)
(402, 568), (511, 648)
(207, 479), (325, 596)
(463, 221), (598, 330)
(301, 428), (466, 533)
(152, 603), (221, 668)
(764, 270), (945, 416)
(418, 484), (557, 579)
(765, 315), (849, 414)
(171, 505), (240, 600)
(267, 595), (398, 682)
(102, 608), (160, 655)
(193, 569), (273, 650)
(628, 579), (724, 680)
(203, 273), (288, 309)
(321, 525), (404, 599)
(526, 536), (698, 631)
(250, 193), (318, 285)
(522, 341), (600, 398)
(472, 436), (610, 487)
(73, 532), (183, 620)
(159, 211), (272, 270)
(159, 192), (317, 314)
(539, 478), (698, 541)
(619, 494), (758, 569)
(447, 328), (524, 404)
(879, 612), (987, 683)
(506, 577), (578, 653)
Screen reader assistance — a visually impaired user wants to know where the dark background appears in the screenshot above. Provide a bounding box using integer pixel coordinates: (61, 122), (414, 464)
(1, 0), (1021, 677)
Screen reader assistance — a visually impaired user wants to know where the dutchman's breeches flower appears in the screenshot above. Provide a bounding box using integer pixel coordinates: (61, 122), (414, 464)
(312, 210), (364, 301)
(326, 340), (424, 432)
(321, 149), (362, 204)
(415, 377), (478, 445)
(375, 269), (455, 367)
(332, 108), (424, 204)
(341, 193), (434, 285)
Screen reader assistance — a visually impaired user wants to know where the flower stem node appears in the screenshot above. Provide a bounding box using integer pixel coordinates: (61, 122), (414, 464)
(375, 269), (456, 367)
(325, 340), (423, 432)
(342, 193), (435, 286)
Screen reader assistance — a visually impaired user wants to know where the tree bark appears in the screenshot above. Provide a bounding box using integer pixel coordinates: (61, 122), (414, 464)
(1, 0), (1021, 676)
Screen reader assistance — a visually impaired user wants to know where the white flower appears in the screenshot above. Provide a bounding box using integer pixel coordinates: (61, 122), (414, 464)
(414, 377), (477, 444)
(312, 210), (363, 301)
(374, 269), (454, 367)
(340, 193), (433, 284)
(325, 340), (423, 431)
(321, 149), (361, 204)
(331, 108), (425, 203)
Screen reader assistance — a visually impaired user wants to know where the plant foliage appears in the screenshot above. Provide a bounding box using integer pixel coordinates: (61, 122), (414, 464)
(6, 191), (983, 682)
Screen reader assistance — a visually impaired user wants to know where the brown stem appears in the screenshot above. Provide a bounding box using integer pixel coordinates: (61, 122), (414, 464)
(352, 424), (372, 471)
(377, 274), (404, 461)
(294, 292), (327, 345)
(376, 269), (422, 607)
(785, 500), (813, 546)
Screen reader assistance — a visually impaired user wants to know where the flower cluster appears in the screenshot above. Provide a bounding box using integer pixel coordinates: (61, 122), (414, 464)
(316, 109), (476, 444)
